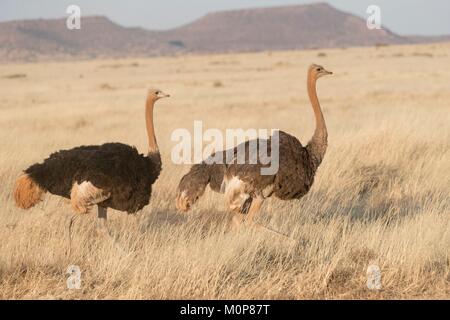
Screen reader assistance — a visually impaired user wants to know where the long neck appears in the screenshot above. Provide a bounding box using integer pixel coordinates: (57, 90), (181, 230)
(146, 97), (158, 154)
(306, 73), (328, 168)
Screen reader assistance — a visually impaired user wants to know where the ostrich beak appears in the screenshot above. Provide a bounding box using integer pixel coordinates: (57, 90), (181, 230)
(158, 91), (170, 99)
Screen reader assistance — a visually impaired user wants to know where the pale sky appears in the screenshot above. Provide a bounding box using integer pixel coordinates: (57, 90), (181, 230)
(1, 0), (449, 36)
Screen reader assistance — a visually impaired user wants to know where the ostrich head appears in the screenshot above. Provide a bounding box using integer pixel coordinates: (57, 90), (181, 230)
(147, 88), (170, 102)
(309, 64), (333, 80)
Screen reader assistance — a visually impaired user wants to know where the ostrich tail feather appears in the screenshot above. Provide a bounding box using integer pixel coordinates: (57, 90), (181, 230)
(13, 174), (45, 209)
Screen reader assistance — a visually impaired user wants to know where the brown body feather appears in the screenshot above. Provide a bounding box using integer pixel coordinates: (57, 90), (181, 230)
(176, 157), (225, 211)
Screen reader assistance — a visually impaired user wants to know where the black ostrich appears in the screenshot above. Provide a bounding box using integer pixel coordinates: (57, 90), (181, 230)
(13, 89), (170, 235)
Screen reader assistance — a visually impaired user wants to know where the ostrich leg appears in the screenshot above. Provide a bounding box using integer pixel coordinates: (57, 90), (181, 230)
(231, 213), (245, 229)
(231, 197), (264, 229)
(96, 205), (129, 255)
(244, 197), (264, 226)
(245, 197), (295, 241)
(66, 214), (78, 257)
(96, 205), (112, 238)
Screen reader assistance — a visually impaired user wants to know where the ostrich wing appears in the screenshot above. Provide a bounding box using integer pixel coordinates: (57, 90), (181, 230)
(224, 131), (310, 199)
(70, 180), (110, 213)
(224, 136), (277, 196)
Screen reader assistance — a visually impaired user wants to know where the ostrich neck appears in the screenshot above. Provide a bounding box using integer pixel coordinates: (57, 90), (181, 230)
(146, 98), (158, 154)
(306, 74), (328, 168)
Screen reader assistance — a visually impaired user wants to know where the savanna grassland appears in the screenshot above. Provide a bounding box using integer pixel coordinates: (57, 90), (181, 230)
(0, 43), (449, 299)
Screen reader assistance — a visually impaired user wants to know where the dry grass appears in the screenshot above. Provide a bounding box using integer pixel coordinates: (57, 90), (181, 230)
(0, 43), (449, 299)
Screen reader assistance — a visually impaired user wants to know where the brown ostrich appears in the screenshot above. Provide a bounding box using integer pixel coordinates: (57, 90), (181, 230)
(176, 64), (332, 229)
(13, 89), (170, 235)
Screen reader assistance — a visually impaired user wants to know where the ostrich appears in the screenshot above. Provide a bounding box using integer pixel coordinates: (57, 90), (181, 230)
(13, 89), (169, 236)
(176, 64), (332, 229)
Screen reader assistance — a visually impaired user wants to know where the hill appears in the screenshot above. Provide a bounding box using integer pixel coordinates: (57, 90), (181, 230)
(0, 3), (447, 62)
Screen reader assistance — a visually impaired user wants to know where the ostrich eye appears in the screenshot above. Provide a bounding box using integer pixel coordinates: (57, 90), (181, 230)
(316, 68), (321, 71)
(155, 91), (160, 94)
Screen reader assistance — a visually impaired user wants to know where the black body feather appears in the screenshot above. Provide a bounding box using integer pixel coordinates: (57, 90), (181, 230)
(25, 143), (162, 213)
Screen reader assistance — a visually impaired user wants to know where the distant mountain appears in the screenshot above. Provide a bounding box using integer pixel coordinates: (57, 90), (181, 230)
(407, 34), (450, 44)
(0, 3), (447, 62)
(0, 16), (176, 62)
(162, 3), (408, 53)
